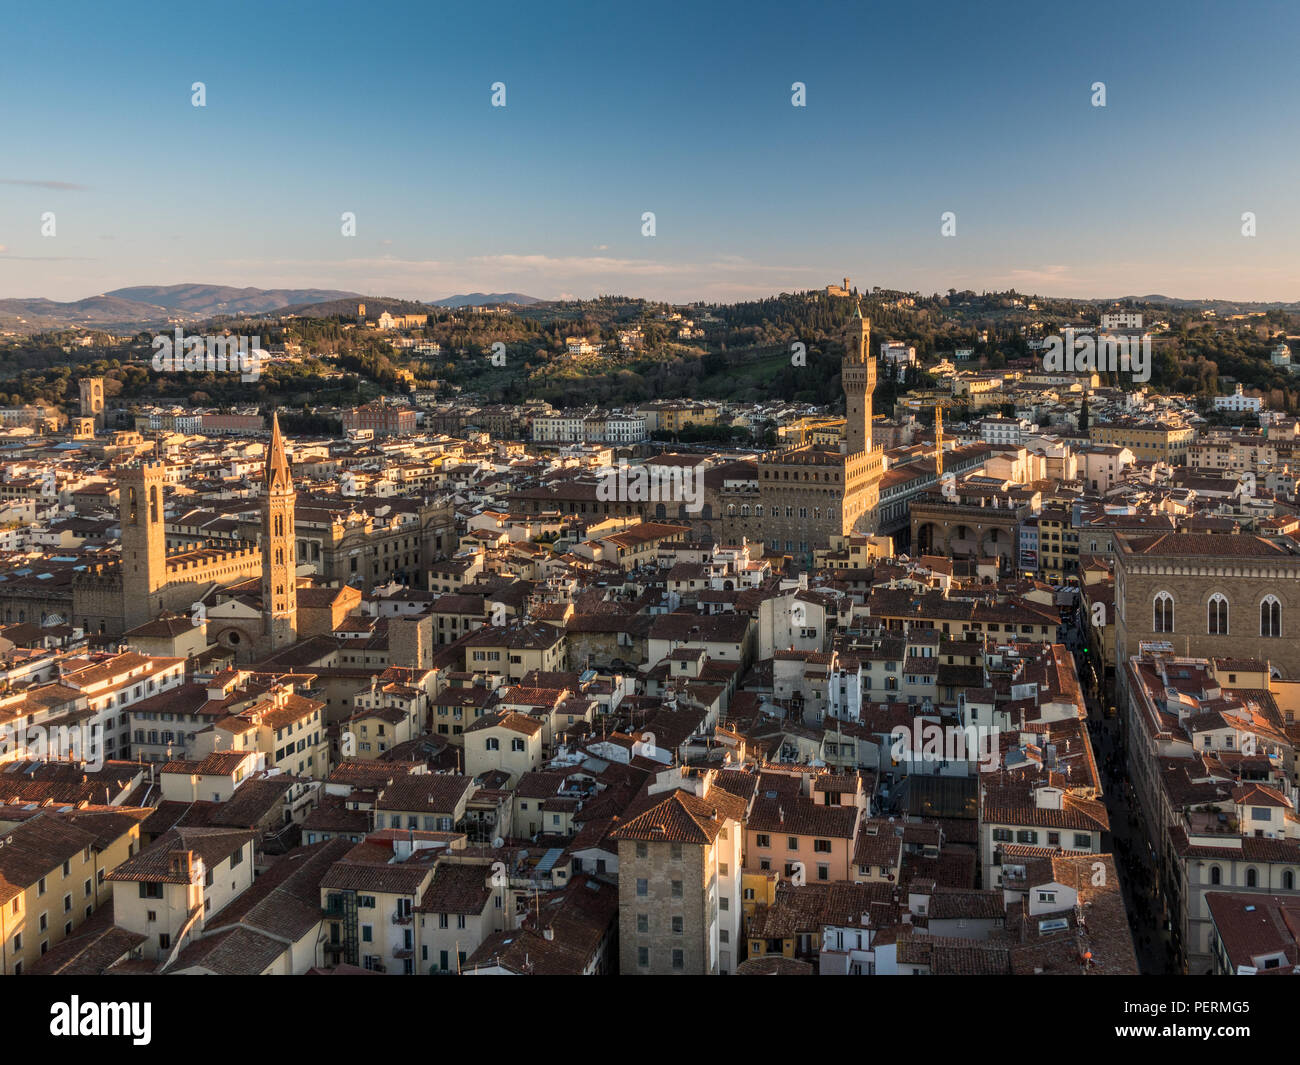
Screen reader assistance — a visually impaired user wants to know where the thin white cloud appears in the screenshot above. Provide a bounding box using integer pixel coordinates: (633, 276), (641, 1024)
(0, 179), (88, 191)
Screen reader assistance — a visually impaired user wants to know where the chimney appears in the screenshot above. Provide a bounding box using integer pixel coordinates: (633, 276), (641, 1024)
(167, 849), (193, 878)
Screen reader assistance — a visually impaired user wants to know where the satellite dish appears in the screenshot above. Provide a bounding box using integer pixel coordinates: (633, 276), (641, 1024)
(492, 837), (505, 848)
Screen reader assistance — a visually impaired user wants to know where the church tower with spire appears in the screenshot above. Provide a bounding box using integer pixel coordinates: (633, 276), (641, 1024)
(261, 413), (298, 651)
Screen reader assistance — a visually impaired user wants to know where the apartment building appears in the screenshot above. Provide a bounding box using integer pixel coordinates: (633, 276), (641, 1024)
(107, 827), (257, 963)
(611, 769), (747, 975)
(0, 809), (145, 974)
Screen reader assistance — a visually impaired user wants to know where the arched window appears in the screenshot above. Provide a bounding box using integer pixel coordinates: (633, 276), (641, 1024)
(1246, 867), (1258, 888)
(1284, 870), (1294, 891)
(1153, 592), (1174, 633)
(755, 505), (763, 517)
(1261, 595), (1281, 638)
(1208, 593), (1228, 635)
(727, 504), (736, 517)
(740, 505), (749, 517)
(1210, 865), (1222, 885)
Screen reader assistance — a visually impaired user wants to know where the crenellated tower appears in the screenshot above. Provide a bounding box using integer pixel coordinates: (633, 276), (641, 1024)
(841, 301), (875, 456)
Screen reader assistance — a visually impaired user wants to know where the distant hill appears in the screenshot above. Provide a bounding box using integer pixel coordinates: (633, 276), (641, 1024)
(1112, 294), (1300, 311)
(430, 292), (543, 308)
(109, 284), (359, 316)
(278, 295), (429, 319)
(0, 284), (361, 335)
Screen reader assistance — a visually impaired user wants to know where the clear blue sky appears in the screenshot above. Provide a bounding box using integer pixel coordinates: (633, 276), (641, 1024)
(1, 0), (1297, 303)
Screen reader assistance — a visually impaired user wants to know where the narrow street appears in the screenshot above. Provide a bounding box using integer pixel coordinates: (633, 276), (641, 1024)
(1064, 607), (1175, 974)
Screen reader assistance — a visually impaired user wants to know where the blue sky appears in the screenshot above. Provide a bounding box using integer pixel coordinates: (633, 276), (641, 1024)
(1, 0), (1297, 303)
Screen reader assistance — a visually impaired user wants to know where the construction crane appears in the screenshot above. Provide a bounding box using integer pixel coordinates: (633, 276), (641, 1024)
(928, 398), (957, 480)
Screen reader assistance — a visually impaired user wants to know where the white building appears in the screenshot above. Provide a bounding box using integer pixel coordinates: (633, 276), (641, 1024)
(604, 414), (647, 444)
(566, 337), (600, 357)
(978, 417), (1030, 446)
(1101, 312), (1143, 330)
(1214, 383), (1262, 413)
(879, 341), (917, 381)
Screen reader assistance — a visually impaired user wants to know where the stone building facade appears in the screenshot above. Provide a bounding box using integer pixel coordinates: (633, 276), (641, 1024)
(1115, 532), (1300, 684)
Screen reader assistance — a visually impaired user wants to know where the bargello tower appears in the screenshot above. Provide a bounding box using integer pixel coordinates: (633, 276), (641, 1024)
(719, 299), (884, 567)
(261, 413), (298, 651)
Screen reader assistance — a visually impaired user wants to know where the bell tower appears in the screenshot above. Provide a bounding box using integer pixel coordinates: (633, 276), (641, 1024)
(119, 460), (168, 630)
(841, 301), (875, 456)
(261, 414), (298, 651)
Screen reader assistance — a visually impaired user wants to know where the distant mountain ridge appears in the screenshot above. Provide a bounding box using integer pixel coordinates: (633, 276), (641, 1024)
(0, 284), (546, 334)
(430, 292), (543, 308)
(0, 282), (1294, 337)
(108, 284), (360, 316)
(0, 283), (362, 334)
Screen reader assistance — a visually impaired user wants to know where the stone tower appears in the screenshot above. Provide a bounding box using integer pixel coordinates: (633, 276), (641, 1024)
(79, 377), (105, 427)
(388, 614), (433, 670)
(841, 302), (875, 455)
(261, 414), (298, 651)
(119, 460), (168, 629)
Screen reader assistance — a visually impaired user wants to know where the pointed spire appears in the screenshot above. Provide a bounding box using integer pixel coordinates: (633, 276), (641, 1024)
(266, 412), (292, 493)
(852, 299), (863, 320)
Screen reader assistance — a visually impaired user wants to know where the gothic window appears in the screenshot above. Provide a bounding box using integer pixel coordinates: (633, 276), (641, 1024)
(1261, 595), (1281, 638)
(149, 486), (159, 523)
(1153, 592), (1174, 633)
(1207, 593), (1228, 635)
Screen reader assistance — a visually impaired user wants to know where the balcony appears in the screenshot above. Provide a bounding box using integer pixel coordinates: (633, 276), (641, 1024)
(1185, 808), (1238, 835)
(392, 946), (413, 960)
(1183, 808), (1243, 848)
(391, 912), (413, 925)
